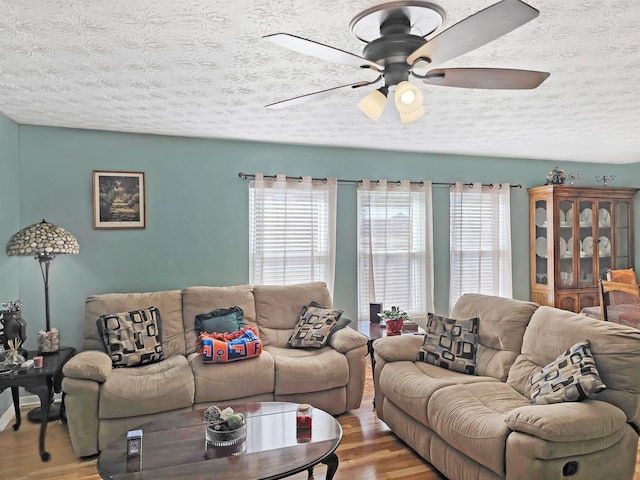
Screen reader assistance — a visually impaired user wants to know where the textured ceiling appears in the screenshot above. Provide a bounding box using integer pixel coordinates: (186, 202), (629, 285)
(1, 1), (639, 164)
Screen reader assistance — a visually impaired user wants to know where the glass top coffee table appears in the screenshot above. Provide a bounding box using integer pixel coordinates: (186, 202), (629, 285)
(97, 401), (342, 480)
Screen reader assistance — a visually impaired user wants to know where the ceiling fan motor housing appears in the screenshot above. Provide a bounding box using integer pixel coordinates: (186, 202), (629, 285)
(362, 8), (428, 87)
(364, 34), (426, 87)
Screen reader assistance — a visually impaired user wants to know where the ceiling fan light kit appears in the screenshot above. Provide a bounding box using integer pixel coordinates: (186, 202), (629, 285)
(399, 105), (426, 124)
(264, 0), (549, 124)
(394, 81), (425, 123)
(357, 87), (389, 121)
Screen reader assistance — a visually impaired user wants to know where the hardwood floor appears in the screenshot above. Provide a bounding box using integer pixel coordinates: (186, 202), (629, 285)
(1, 364), (638, 480)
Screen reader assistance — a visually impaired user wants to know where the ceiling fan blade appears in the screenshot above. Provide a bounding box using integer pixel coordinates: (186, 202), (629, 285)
(423, 68), (550, 89)
(263, 33), (384, 71)
(407, 0), (539, 66)
(266, 80), (377, 109)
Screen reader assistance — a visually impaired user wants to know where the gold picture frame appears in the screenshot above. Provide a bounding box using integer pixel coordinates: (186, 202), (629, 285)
(93, 170), (146, 229)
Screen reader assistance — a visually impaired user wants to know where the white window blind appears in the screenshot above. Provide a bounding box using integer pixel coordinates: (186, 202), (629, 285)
(357, 179), (434, 323)
(449, 182), (512, 311)
(249, 174), (337, 294)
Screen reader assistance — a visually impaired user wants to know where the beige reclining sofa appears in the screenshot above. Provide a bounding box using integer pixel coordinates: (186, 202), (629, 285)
(62, 281), (368, 457)
(373, 293), (640, 480)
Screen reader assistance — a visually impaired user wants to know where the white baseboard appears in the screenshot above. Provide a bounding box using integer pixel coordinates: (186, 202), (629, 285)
(0, 393), (63, 432)
(0, 405), (15, 432)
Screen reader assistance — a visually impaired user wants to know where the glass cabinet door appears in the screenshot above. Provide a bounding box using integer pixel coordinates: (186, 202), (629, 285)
(577, 199), (595, 288)
(597, 200), (613, 280)
(614, 200), (631, 270)
(558, 199), (575, 288)
(534, 199), (548, 285)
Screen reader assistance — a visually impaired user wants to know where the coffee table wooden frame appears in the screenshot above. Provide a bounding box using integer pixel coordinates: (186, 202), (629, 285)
(97, 401), (341, 480)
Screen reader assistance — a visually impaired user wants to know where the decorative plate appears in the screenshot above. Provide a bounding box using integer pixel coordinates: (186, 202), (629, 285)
(565, 206), (573, 223)
(599, 208), (611, 227)
(599, 236), (611, 256)
(534, 207), (546, 227)
(566, 236), (573, 255)
(582, 236), (593, 256)
(558, 209), (565, 223)
(536, 237), (547, 258)
(580, 208), (592, 226)
(559, 237), (567, 257)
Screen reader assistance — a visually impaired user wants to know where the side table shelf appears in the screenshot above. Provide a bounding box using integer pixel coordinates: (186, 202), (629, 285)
(0, 346), (76, 461)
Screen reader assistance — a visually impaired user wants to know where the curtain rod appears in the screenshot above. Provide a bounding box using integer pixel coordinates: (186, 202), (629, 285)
(238, 172), (522, 189)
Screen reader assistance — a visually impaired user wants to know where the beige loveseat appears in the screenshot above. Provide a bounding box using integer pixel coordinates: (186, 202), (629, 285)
(373, 293), (640, 480)
(62, 281), (368, 457)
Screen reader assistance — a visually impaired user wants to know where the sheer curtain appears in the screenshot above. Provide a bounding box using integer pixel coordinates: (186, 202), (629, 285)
(449, 182), (512, 311)
(249, 174), (337, 294)
(357, 179), (434, 324)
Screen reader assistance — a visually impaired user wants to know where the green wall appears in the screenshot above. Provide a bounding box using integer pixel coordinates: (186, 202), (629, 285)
(0, 113), (19, 414)
(0, 113), (19, 300)
(13, 125), (640, 351)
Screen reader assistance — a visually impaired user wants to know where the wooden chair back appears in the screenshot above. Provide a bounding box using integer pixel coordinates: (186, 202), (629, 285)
(598, 280), (640, 321)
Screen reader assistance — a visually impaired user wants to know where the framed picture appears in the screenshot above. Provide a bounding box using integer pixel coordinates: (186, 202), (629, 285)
(93, 170), (146, 229)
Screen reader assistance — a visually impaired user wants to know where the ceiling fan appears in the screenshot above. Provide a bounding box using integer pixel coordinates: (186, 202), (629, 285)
(263, 0), (549, 123)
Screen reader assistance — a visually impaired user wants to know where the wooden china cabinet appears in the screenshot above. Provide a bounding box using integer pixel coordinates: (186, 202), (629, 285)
(528, 185), (639, 313)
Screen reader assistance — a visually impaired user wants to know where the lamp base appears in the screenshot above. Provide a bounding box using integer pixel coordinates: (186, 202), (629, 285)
(27, 402), (64, 423)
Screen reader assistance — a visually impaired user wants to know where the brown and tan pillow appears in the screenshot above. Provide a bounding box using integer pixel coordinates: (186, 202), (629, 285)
(97, 306), (164, 368)
(417, 314), (479, 375)
(530, 340), (606, 405)
(607, 268), (639, 304)
(287, 302), (344, 348)
(608, 268), (636, 284)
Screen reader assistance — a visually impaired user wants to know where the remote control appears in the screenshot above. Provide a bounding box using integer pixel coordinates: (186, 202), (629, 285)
(21, 359), (34, 368)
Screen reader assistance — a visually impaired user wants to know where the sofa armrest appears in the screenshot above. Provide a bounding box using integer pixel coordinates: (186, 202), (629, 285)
(373, 334), (423, 362)
(62, 350), (113, 383)
(505, 400), (627, 442)
(328, 327), (368, 353)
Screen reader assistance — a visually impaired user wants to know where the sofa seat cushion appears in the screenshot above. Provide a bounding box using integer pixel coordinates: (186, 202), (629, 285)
(379, 361), (499, 426)
(99, 355), (194, 419)
(189, 350), (275, 403)
(427, 382), (531, 477)
(265, 345), (348, 395)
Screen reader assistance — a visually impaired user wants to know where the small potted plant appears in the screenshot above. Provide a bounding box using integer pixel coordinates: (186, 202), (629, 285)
(379, 306), (409, 335)
(204, 405), (246, 447)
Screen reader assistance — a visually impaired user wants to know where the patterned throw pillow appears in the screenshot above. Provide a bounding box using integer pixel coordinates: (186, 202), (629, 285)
(530, 340), (606, 405)
(417, 314), (479, 374)
(97, 307), (164, 368)
(287, 302), (344, 348)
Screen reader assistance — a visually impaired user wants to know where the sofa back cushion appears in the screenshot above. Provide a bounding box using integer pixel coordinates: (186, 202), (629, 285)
(450, 293), (538, 381)
(253, 282), (333, 347)
(83, 290), (184, 358)
(507, 306), (640, 426)
(182, 285), (256, 355)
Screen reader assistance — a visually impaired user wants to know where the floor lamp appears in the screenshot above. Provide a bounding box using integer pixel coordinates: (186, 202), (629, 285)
(6, 219), (79, 422)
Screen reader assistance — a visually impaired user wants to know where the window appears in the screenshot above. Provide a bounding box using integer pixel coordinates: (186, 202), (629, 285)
(249, 174), (337, 294)
(357, 179), (434, 322)
(449, 182), (512, 311)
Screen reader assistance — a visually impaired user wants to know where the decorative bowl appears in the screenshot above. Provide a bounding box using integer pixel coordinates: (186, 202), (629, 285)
(206, 423), (247, 447)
